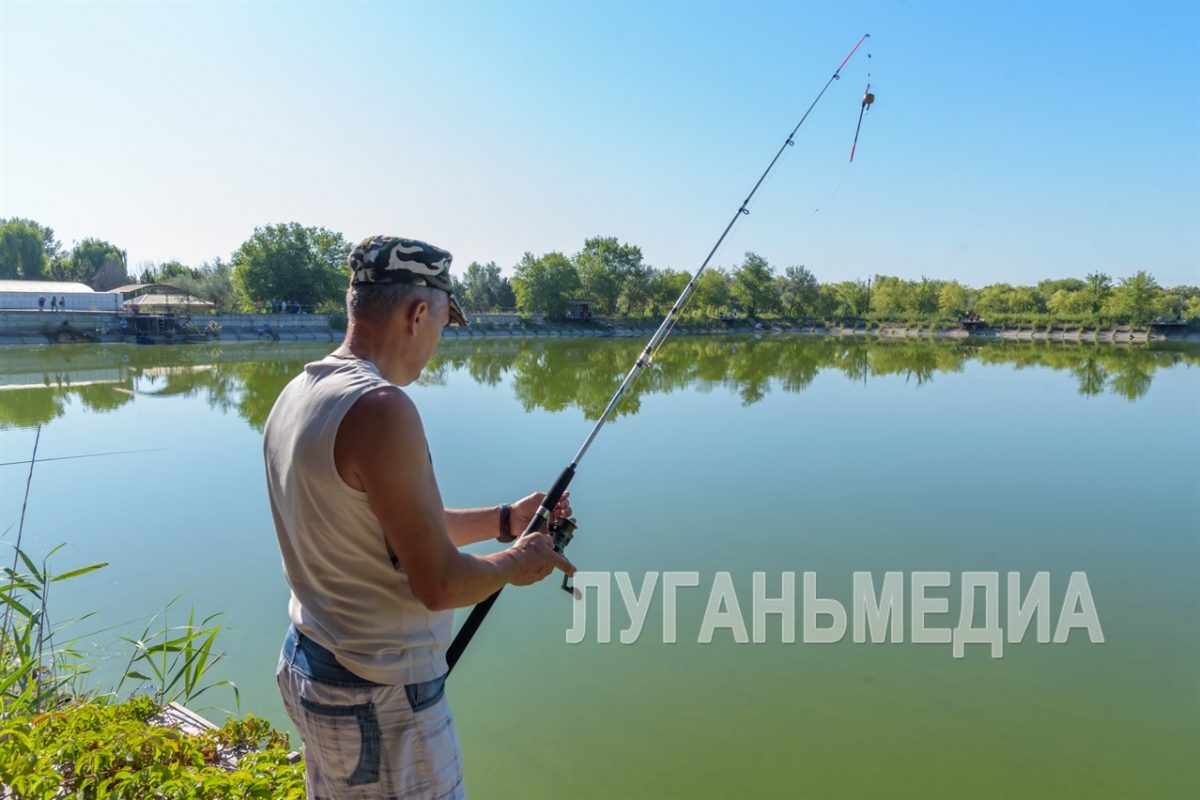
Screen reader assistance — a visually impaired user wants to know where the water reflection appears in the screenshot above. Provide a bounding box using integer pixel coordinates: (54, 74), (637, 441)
(1, 338), (1195, 430)
(0, 343), (314, 431)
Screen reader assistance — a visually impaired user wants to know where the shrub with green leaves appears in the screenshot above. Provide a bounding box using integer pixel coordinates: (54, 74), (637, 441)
(2, 538), (300, 797)
(0, 696), (305, 799)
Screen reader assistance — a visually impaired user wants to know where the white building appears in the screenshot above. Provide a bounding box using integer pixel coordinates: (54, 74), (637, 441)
(0, 279), (122, 312)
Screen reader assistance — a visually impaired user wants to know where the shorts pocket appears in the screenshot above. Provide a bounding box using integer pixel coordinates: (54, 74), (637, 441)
(405, 675), (446, 713)
(299, 697), (381, 787)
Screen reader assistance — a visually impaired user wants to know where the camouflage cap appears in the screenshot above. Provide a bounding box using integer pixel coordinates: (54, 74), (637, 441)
(348, 235), (467, 326)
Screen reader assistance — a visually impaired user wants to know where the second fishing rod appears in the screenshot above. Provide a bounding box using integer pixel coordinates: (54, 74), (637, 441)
(445, 32), (871, 674)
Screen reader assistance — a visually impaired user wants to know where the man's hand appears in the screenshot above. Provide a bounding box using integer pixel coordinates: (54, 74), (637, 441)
(505, 532), (576, 586)
(510, 491), (572, 538)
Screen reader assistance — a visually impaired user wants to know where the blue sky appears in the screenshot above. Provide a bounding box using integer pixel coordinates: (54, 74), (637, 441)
(2, 1), (1197, 287)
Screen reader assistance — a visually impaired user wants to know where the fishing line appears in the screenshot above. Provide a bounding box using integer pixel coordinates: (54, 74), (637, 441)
(813, 162), (853, 213)
(0, 448), (166, 468)
(446, 33), (872, 674)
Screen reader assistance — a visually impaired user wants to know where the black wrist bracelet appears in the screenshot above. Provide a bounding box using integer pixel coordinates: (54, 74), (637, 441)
(497, 503), (515, 543)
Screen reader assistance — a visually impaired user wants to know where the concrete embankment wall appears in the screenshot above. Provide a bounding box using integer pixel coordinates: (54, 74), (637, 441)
(204, 313), (339, 342)
(0, 310), (118, 344)
(0, 310), (340, 344)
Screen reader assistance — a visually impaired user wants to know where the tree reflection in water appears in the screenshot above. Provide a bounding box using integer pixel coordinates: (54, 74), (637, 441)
(0, 338), (1195, 430)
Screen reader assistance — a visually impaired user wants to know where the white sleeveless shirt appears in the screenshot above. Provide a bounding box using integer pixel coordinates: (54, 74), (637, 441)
(264, 355), (452, 684)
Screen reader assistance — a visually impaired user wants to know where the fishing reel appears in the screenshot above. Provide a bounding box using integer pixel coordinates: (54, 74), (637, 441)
(548, 516), (579, 597)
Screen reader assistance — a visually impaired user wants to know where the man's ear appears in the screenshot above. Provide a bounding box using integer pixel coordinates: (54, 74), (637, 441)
(406, 298), (430, 331)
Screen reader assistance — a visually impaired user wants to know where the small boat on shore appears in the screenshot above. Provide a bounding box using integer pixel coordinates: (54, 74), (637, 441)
(958, 315), (988, 333)
(125, 313), (210, 344)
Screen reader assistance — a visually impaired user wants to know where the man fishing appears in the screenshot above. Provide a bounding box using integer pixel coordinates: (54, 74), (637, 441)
(263, 235), (576, 799)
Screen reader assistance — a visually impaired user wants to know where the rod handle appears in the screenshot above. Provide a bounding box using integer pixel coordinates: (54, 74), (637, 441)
(446, 464), (577, 673)
(519, 465), (576, 538)
(445, 588), (502, 671)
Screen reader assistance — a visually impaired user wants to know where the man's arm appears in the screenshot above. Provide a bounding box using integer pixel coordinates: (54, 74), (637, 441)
(335, 386), (573, 611)
(444, 506), (503, 547)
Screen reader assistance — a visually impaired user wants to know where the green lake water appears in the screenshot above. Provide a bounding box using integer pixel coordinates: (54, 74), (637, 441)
(1, 336), (1197, 799)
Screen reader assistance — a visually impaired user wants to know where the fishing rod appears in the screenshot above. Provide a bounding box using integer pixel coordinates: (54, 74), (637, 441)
(445, 33), (871, 674)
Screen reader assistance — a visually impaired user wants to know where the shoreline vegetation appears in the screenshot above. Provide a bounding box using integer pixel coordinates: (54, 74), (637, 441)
(0, 557), (306, 797)
(2, 219), (1197, 331)
(0, 444), (305, 797)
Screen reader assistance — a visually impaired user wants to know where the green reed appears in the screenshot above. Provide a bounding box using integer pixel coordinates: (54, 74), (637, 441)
(114, 598), (238, 710)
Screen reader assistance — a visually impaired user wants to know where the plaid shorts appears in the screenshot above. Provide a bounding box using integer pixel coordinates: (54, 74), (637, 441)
(277, 626), (465, 800)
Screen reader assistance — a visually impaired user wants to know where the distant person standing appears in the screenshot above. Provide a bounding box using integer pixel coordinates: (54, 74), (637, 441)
(49, 296), (57, 311)
(38, 296), (45, 311)
(60, 295), (67, 312)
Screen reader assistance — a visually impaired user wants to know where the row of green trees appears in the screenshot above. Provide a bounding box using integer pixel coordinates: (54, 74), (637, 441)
(863, 272), (1190, 326)
(0, 218), (130, 289)
(3, 217), (1196, 323)
(503, 240), (1197, 324)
